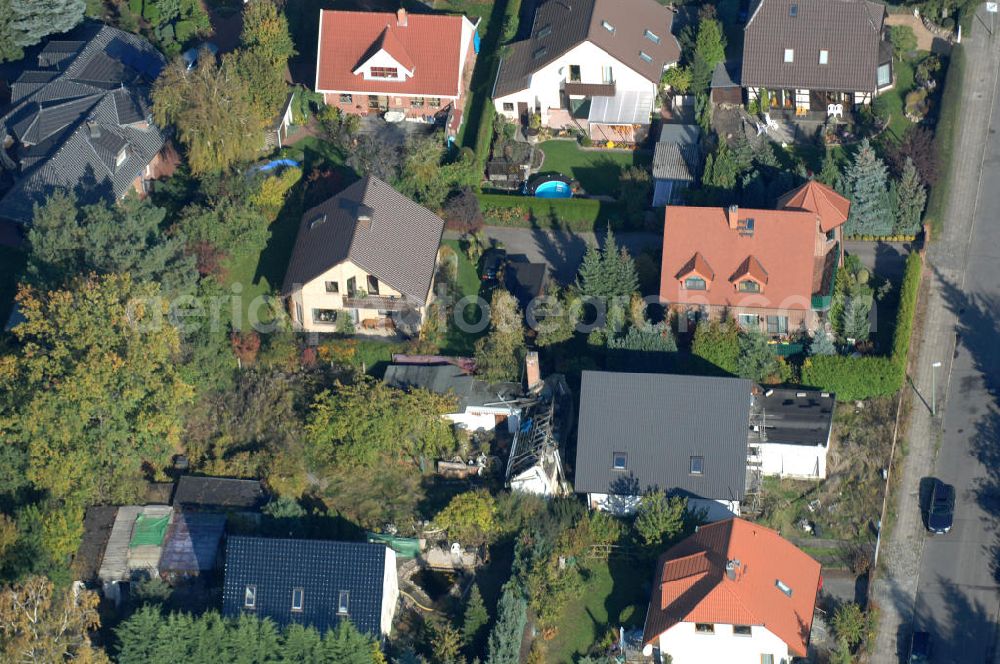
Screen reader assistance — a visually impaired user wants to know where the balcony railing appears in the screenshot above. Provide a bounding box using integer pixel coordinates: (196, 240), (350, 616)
(342, 295), (407, 311)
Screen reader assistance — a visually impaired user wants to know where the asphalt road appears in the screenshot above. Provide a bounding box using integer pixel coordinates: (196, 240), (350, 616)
(908, 14), (1000, 664)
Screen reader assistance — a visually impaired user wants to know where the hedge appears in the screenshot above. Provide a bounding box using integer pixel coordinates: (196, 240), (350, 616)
(802, 252), (923, 400)
(477, 193), (629, 231)
(924, 45), (965, 236)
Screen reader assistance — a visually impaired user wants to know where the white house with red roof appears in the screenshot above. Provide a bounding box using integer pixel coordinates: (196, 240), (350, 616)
(643, 518), (822, 664)
(314, 8), (478, 135)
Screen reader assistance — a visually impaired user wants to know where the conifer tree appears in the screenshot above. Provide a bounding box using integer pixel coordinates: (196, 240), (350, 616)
(462, 584), (489, 646)
(844, 139), (893, 236)
(893, 157), (926, 235)
(486, 583), (527, 664)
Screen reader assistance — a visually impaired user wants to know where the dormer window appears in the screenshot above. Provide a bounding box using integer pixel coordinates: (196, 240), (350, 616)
(737, 280), (761, 293)
(784, 49), (794, 63)
(602, 20), (615, 33)
(819, 49), (829, 65)
(370, 66), (398, 79)
(684, 277), (707, 291)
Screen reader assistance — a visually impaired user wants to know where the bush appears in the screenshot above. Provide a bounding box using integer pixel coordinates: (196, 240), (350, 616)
(477, 193), (626, 231)
(802, 253), (923, 400)
(443, 188), (484, 233)
(925, 47), (964, 234)
(175, 19), (197, 44)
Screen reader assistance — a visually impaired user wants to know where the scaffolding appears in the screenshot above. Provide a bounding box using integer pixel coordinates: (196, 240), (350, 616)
(744, 393), (766, 516)
(503, 377), (571, 496)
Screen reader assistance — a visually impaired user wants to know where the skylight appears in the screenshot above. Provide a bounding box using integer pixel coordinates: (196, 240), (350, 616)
(819, 49), (829, 65)
(537, 24), (552, 38)
(690, 456), (704, 475)
(639, 51), (653, 63)
(790, 4), (798, 17)
(776, 579), (793, 597)
(533, 46), (548, 59)
(784, 48), (794, 63)
(602, 20), (615, 33)
(613, 452), (627, 470)
(644, 29), (661, 44)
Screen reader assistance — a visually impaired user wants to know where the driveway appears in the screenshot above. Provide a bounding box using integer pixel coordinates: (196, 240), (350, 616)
(869, 9), (1000, 664)
(844, 240), (912, 283)
(450, 227), (662, 284)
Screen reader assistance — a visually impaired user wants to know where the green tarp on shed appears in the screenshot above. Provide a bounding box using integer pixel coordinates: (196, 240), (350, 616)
(130, 514), (170, 548)
(367, 532), (420, 558)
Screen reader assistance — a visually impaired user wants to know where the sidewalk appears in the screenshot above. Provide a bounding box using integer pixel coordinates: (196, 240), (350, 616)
(869, 10), (1000, 664)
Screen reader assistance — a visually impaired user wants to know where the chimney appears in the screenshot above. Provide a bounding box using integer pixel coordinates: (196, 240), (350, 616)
(357, 212), (371, 229)
(525, 351), (542, 391)
(727, 204), (739, 230)
(396, 7), (408, 27)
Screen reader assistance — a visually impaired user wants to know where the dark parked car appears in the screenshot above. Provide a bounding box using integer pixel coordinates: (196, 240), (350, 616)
(481, 248), (507, 282)
(927, 479), (955, 534)
(909, 630), (931, 663)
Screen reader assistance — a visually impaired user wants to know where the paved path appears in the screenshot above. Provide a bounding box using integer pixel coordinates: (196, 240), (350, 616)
(870, 9), (1000, 664)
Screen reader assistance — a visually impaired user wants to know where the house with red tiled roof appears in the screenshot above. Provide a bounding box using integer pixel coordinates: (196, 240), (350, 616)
(659, 180), (850, 336)
(314, 8), (478, 136)
(642, 518), (822, 664)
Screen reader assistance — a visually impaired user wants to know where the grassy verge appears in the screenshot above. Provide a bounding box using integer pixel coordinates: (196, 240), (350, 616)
(537, 140), (652, 196)
(439, 239), (486, 355)
(543, 558), (651, 663)
(924, 45), (965, 236)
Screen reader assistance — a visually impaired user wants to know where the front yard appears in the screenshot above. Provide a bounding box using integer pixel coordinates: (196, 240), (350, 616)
(756, 397), (898, 550)
(875, 56), (917, 141)
(537, 140), (652, 197)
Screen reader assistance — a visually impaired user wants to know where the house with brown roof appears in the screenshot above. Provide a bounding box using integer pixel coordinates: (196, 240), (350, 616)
(281, 176), (444, 335)
(659, 181), (850, 336)
(314, 8), (478, 136)
(492, 0), (680, 144)
(742, 0), (893, 121)
(642, 518), (822, 664)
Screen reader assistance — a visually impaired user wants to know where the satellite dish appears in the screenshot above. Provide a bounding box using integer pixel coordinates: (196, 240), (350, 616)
(450, 542), (462, 556)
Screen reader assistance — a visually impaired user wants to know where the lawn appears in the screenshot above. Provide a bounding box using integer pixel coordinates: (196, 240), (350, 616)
(439, 239), (487, 355)
(874, 56), (917, 141)
(0, 246), (26, 327)
(226, 136), (353, 329)
(537, 140), (652, 197)
(542, 557), (652, 663)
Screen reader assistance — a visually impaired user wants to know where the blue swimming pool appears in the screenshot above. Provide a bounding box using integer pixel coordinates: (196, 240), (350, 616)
(534, 180), (573, 198)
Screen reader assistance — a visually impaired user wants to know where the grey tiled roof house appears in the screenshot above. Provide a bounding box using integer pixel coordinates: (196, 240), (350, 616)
(223, 537), (399, 637)
(574, 371), (753, 520)
(281, 176), (444, 334)
(741, 0), (893, 117)
(0, 23), (175, 224)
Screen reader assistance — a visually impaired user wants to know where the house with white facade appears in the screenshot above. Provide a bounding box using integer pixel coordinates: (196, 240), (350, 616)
(383, 363), (522, 434)
(753, 387), (835, 480)
(492, 0), (680, 143)
(642, 518), (822, 664)
(573, 371), (753, 521)
(742, 0), (894, 121)
(281, 176), (444, 334)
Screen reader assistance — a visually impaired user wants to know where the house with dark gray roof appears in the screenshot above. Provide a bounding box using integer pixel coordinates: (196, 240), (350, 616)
(492, 0), (680, 144)
(574, 371), (753, 520)
(755, 387), (835, 479)
(383, 362), (523, 433)
(742, 0), (893, 120)
(651, 124), (700, 206)
(0, 23), (175, 224)
(282, 176), (444, 335)
(223, 537), (399, 637)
